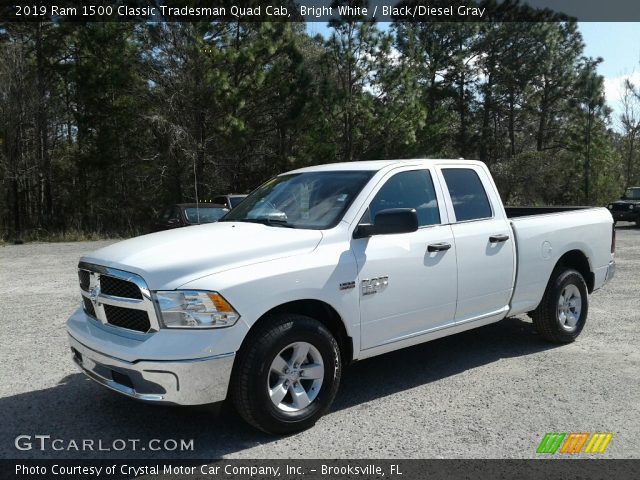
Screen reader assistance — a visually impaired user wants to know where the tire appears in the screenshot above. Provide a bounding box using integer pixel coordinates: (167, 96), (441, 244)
(230, 314), (342, 434)
(532, 268), (588, 343)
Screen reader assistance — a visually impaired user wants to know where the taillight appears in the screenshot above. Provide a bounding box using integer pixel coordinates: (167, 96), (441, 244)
(611, 224), (616, 254)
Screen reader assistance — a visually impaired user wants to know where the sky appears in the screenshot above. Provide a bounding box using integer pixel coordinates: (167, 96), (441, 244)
(579, 23), (640, 128)
(307, 22), (640, 130)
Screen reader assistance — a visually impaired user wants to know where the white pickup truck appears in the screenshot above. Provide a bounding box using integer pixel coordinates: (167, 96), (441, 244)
(67, 159), (615, 434)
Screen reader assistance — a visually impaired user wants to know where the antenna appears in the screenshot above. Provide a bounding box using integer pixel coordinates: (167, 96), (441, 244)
(193, 157), (200, 224)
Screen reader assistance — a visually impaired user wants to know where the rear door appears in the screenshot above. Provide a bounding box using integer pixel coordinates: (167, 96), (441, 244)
(436, 165), (515, 323)
(351, 167), (458, 350)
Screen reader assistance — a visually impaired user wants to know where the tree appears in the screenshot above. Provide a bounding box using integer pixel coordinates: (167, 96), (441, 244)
(532, 22), (584, 152)
(620, 78), (640, 187)
(0, 19), (634, 239)
(393, 22), (459, 155)
(319, 0), (382, 162)
(446, 23), (479, 158)
(572, 58), (609, 204)
(0, 31), (34, 239)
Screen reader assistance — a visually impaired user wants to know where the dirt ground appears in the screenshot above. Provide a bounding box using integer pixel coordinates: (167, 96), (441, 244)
(1, 225), (638, 459)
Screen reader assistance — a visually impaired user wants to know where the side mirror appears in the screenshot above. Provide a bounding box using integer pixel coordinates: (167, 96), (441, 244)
(353, 208), (419, 239)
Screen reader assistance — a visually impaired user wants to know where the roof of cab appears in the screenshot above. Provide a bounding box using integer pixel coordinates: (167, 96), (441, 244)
(285, 159), (484, 174)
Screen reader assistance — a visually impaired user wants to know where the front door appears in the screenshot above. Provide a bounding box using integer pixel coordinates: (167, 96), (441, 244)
(351, 168), (458, 350)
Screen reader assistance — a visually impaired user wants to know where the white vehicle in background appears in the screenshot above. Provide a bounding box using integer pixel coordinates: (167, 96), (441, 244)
(67, 159), (615, 434)
(213, 193), (248, 210)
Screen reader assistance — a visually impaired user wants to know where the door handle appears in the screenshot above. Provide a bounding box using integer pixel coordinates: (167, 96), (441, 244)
(427, 242), (452, 252)
(489, 234), (510, 243)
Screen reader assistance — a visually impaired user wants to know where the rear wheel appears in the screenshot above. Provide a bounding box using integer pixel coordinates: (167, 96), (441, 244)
(532, 268), (588, 343)
(230, 314), (341, 434)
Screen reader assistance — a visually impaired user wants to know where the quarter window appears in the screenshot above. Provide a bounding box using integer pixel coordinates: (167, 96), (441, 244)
(442, 168), (492, 221)
(366, 170), (440, 227)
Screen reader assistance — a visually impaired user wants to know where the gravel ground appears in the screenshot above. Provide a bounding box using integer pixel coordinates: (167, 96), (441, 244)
(1, 225), (638, 459)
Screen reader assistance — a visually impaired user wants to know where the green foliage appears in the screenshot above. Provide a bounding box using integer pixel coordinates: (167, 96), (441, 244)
(620, 79), (640, 187)
(493, 151), (585, 206)
(0, 20), (634, 241)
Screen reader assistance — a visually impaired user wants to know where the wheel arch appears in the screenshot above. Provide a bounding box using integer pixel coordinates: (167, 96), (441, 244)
(238, 299), (354, 365)
(553, 249), (594, 293)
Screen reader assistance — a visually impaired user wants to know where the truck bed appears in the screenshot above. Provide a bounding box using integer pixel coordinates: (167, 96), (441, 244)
(507, 207), (613, 317)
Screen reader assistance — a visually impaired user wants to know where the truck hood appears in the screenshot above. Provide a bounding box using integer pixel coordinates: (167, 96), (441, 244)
(81, 222), (323, 289)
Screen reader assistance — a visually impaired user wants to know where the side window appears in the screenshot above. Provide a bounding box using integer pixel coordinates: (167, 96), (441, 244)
(366, 170), (440, 227)
(442, 168), (492, 222)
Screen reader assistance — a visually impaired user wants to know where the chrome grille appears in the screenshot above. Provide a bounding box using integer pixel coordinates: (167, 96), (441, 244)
(82, 296), (96, 317)
(78, 262), (159, 334)
(103, 305), (151, 332)
(78, 269), (90, 291)
(100, 275), (142, 299)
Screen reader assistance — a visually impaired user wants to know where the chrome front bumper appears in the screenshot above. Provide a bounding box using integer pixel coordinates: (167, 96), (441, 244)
(605, 260), (616, 284)
(68, 334), (235, 405)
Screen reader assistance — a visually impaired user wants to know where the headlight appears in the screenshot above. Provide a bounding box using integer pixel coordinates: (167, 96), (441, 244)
(629, 204), (634, 210)
(155, 290), (240, 329)
(607, 204), (613, 209)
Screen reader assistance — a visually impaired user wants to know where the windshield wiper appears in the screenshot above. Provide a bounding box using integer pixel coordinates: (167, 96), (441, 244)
(229, 218), (295, 228)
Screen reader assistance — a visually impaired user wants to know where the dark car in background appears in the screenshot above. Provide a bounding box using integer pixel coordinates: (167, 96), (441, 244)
(154, 203), (229, 231)
(608, 187), (640, 226)
(213, 194), (247, 210)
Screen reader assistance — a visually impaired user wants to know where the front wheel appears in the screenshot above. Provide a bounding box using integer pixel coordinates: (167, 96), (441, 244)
(532, 268), (589, 343)
(230, 314), (342, 434)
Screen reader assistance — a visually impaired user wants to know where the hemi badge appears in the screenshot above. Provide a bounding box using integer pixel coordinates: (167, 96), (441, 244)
(339, 281), (356, 290)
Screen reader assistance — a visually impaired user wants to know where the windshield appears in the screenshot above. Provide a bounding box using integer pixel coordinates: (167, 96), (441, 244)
(184, 207), (228, 224)
(624, 188), (640, 200)
(222, 171), (374, 229)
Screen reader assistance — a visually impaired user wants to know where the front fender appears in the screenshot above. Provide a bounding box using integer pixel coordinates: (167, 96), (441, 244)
(179, 246), (362, 357)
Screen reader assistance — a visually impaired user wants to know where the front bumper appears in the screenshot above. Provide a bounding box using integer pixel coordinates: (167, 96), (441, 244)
(611, 211), (639, 222)
(68, 334), (235, 405)
(605, 260), (616, 285)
